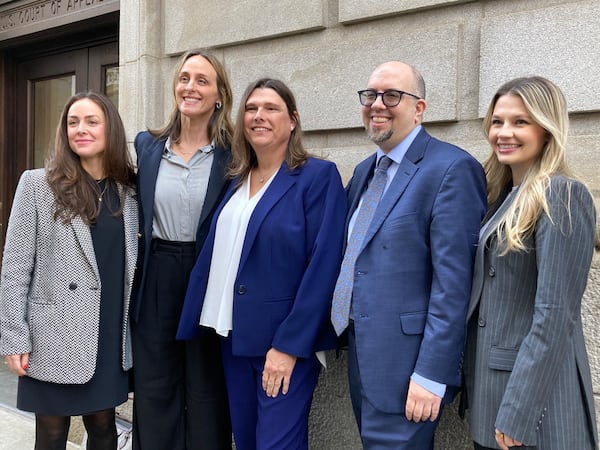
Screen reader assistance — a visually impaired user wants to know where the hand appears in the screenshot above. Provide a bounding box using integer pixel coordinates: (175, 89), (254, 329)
(262, 348), (297, 398)
(495, 428), (523, 450)
(4, 353), (29, 377)
(405, 379), (442, 422)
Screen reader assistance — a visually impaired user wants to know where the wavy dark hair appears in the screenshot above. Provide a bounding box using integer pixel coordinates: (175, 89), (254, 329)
(46, 91), (135, 224)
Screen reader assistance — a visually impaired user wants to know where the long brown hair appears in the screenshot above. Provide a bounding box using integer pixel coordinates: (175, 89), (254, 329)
(149, 49), (234, 148)
(46, 91), (135, 224)
(229, 78), (310, 181)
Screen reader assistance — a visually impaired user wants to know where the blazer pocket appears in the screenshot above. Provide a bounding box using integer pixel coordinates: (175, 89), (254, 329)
(399, 311), (427, 335)
(488, 346), (519, 371)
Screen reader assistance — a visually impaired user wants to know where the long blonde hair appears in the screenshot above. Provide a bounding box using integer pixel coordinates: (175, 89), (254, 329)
(149, 50), (234, 148)
(483, 76), (572, 253)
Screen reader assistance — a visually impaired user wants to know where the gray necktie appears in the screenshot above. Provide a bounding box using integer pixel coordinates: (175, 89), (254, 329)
(331, 156), (392, 335)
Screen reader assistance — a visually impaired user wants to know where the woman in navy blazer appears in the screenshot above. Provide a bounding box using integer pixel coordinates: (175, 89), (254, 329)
(177, 78), (346, 450)
(132, 50), (233, 449)
(463, 77), (598, 450)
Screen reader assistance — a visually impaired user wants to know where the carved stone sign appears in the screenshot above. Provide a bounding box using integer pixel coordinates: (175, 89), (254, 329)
(0, 0), (118, 40)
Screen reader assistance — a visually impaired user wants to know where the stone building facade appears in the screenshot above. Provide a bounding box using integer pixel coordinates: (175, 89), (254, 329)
(0, 0), (598, 448)
(119, 2), (600, 447)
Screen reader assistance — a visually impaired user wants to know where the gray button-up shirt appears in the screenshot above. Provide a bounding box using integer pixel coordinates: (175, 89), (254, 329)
(151, 138), (215, 242)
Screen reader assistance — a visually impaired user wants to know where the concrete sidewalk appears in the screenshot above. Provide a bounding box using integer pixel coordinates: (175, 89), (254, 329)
(0, 405), (80, 450)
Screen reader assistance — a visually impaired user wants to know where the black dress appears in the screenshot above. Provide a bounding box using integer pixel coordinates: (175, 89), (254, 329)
(18, 181), (130, 415)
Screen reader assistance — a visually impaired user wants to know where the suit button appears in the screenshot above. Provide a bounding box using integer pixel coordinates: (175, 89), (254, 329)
(137, 233), (142, 239)
(237, 285), (247, 295)
(69, 282), (77, 290)
(488, 266), (496, 277)
(478, 317), (486, 327)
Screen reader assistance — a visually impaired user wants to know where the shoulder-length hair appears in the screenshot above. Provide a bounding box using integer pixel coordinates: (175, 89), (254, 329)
(46, 91), (135, 224)
(482, 76), (573, 253)
(229, 78), (309, 181)
(149, 49), (234, 148)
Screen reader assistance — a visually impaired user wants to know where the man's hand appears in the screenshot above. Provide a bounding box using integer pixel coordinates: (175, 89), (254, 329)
(405, 379), (442, 422)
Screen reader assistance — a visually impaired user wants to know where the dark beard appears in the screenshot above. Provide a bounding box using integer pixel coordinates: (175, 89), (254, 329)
(367, 127), (393, 144)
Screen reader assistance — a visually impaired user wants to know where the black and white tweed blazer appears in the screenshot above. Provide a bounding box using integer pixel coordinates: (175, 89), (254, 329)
(0, 169), (138, 384)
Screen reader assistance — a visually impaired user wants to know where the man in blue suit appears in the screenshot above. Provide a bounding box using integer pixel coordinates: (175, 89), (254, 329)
(332, 61), (487, 449)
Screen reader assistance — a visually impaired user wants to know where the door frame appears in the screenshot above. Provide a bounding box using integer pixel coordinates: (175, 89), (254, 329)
(0, 14), (118, 266)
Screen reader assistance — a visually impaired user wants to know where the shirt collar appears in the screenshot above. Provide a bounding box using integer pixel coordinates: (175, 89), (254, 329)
(376, 125), (422, 165)
(164, 137), (215, 155)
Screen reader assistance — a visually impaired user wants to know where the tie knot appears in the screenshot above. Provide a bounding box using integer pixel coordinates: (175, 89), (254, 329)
(377, 156), (392, 172)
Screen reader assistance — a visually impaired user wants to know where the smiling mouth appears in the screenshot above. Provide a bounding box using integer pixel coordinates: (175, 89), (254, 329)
(497, 144), (520, 151)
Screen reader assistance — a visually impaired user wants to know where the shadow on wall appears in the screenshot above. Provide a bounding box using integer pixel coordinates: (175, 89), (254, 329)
(308, 351), (472, 450)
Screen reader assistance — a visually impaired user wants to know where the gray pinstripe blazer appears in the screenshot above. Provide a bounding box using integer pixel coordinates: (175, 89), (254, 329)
(0, 169), (138, 384)
(463, 175), (598, 449)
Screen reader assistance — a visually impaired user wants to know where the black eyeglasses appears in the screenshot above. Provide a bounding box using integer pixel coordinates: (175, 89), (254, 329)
(357, 89), (421, 107)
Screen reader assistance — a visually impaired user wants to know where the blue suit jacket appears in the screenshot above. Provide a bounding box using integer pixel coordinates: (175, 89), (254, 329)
(131, 131), (231, 322)
(177, 157), (347, 358)
(348, 128), (486, 414)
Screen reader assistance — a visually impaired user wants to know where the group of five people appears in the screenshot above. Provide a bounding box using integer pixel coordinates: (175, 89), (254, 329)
(0, 49), (598, 450)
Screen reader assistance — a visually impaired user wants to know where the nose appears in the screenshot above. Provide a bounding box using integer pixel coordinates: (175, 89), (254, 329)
(183, 79), (194, 91)
(76, 122), (88, 134)
(253, 107), (264, 121)
(371, 93), (386, 108)
(497, 122), (513, 137)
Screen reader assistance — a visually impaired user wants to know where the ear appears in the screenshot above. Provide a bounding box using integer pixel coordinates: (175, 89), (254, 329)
(415, 98), (427, 122)
(291, 111), (299, 130)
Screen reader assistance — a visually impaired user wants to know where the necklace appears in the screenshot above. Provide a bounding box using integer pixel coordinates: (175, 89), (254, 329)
(97, 180), (109, 202)
(254, 167), (277, 184)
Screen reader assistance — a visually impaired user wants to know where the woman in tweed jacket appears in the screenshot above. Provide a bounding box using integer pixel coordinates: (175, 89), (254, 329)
(463, 77), (598, 450)
(0, 92), (138, 449)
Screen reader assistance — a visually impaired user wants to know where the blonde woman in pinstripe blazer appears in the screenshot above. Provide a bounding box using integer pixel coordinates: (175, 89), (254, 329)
(0, 92), (137, 450)
(463, 77), (598, 450)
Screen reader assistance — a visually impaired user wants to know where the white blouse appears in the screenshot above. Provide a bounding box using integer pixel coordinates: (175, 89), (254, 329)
(199, 172), (275, 336)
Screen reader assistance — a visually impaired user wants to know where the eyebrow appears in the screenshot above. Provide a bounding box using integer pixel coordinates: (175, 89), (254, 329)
(245, 102), (281, 108)
(68, 115), (101, 120)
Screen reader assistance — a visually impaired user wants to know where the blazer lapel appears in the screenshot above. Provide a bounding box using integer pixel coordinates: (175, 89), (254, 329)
(138, 138), (164, 234)
(467, 186), (514, 319)
(72, 216), (100, 281)
(121, 185), (138, 288)
(347, 154), (376, 225)
(237, 162), (297, 270)
(197, 144), (230, 231)
(360, 130), (428, 250)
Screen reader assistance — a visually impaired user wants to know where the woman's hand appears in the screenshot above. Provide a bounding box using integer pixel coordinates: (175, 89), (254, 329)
(262, 348), (297, 398)
(495, 428), (523, 450)
(4, 353), (29, 376)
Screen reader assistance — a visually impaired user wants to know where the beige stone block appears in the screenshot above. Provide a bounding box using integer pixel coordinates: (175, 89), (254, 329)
(225, 22), (461, 131)
(479, 2), (600, 115)
(120, 0), (163, 63)
(119, 57), (168, 143)
(339, 0), (471, 23)
(163, 0), (326, 54)
(583, 255), (600, 390)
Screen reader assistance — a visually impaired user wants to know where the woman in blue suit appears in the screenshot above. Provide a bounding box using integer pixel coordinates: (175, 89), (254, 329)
(177, 78), (346, 450)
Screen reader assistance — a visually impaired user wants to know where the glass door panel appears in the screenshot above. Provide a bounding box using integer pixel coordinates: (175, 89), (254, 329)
(33, 76), (75, 168)
(105, 65), (119, 107)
